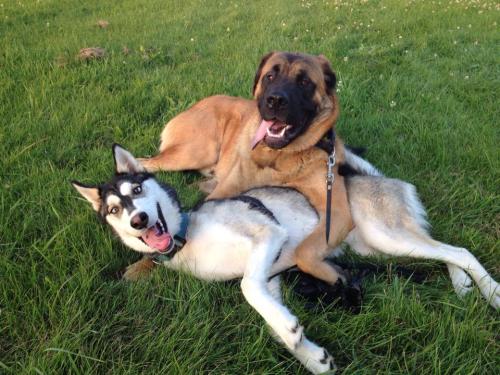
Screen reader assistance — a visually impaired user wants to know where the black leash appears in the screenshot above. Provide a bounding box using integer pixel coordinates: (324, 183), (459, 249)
(325, 128), (336, 244)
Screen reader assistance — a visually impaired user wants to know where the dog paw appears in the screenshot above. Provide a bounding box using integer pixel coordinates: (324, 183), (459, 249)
(197, 178), (218, 194)
(342, 282), (363, 314)
(122, 266), (142, 281)
(450, 267), (474, 298)
(482, 279), (500, 310)
(305, 347), (336, 374)
(122, 258), (155, 281)
(278, 319), (304, 351)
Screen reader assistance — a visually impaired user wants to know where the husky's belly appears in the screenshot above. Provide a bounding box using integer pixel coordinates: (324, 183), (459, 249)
(170, 222), (253, 280)
(166, 187), (319, 281)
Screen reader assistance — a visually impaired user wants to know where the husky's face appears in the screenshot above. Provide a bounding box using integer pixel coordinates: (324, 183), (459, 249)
(72, 145), (182, 255)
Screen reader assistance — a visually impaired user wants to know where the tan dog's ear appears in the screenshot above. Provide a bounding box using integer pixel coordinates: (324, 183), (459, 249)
(72, 181), (101, 211)
(317, 54), (337, 94)
(112, 143), (146, 174)
(252, 51), (275, 97)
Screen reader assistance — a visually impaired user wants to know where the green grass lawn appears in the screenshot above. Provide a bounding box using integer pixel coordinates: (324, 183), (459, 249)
(1, 0), (499, 373)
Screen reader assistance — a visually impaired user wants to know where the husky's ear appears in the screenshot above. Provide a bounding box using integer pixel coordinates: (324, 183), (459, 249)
(72, 181), (101, 211)
(112, 144), (146, 174)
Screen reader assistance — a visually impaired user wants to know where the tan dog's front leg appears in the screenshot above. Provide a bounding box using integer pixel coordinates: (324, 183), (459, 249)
(138, 142), (217, 173)
(206, 166), (246, 199)
(122, 257), (156, 281)
(207, 183), (240, 199)
(294, 219), (348, 285)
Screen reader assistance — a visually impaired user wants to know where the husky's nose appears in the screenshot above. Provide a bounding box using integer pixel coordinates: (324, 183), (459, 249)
(130, 212), (148, 229)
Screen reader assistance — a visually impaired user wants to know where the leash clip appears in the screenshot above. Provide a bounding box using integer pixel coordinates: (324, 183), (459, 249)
(326, 149), (336, 185)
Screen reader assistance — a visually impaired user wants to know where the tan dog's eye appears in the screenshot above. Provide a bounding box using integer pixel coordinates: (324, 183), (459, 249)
(266, 73), (274, 81)
(300, 78), (311, 87)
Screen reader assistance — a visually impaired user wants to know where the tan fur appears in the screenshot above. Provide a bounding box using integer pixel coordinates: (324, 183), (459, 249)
(137, 52), (353, 284)
(122, 256), (158, 281)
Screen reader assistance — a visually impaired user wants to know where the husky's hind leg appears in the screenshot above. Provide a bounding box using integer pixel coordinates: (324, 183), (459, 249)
(347, 230), (474, 296)
(356, 223), (499, 309)
(241, 228), (335, 374)
(447, 263), (474, 297)
(347, 176), (497, 307)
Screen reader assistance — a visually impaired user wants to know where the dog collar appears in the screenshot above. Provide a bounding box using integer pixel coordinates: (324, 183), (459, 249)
(151, 212), (189, 264)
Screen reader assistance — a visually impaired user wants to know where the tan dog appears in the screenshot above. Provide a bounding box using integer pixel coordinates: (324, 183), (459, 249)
(130, 52), (359, 284)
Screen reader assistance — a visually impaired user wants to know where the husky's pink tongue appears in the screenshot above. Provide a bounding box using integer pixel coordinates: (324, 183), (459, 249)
(142, 227), (172, 252)
(251, 119), (274, 149)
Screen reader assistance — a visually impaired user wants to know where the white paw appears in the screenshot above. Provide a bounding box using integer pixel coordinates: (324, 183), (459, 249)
(279, 319), (304, 351)
(449, 267), (473, 297)
(480, 279), (500, 310)
(304, 348), (337, 374)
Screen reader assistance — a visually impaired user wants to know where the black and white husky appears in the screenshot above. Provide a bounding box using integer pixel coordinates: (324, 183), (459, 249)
(73, 145), (499, 374)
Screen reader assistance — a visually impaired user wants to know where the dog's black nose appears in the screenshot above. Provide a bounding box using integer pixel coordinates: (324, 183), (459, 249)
(266, 92), (288, 109)
(131, 212), (148, 229)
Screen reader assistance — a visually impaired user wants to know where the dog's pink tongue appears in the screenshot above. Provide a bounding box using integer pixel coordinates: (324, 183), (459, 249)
(251, 119), (274, 149)
(142, 227), (171, 252)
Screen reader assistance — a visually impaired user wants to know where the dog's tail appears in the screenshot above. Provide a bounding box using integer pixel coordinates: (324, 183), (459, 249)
(341, 147), (383, 177)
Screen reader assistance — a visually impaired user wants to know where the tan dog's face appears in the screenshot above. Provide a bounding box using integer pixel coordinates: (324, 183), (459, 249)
(251, 52), (337, 149)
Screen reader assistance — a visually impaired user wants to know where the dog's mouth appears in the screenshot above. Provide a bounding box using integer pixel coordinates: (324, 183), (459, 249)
(251, 119), (292, 149)
(139, 203), (174, 253)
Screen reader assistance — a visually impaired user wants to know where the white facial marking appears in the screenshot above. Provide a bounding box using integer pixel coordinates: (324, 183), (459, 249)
(119, 182), (132, 196)
(106, 194), (121, 207)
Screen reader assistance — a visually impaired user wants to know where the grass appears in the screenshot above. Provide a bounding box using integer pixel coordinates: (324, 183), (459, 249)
(1, 0), (499, 373)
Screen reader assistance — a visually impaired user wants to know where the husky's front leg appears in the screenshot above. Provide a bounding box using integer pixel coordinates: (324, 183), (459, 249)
(240, 228), (335, 374)
(267, 276), (336, 374)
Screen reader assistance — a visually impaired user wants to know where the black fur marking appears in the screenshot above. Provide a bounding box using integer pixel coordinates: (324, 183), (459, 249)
(320, 349), (329, 364)
(156, 202), (169, 234)
(243, 186), (319, 221)
(338, 162), (362, 177)
(230, 195), (279, 224)
(196, 194), (280, 224)
(120, 194), (136, 214)
(345, 145), (366, 157)
(273, 248), (282, 263)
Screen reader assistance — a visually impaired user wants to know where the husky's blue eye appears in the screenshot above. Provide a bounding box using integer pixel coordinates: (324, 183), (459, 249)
(133, 185), (142, 194)
(109, 206), (119, 215)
